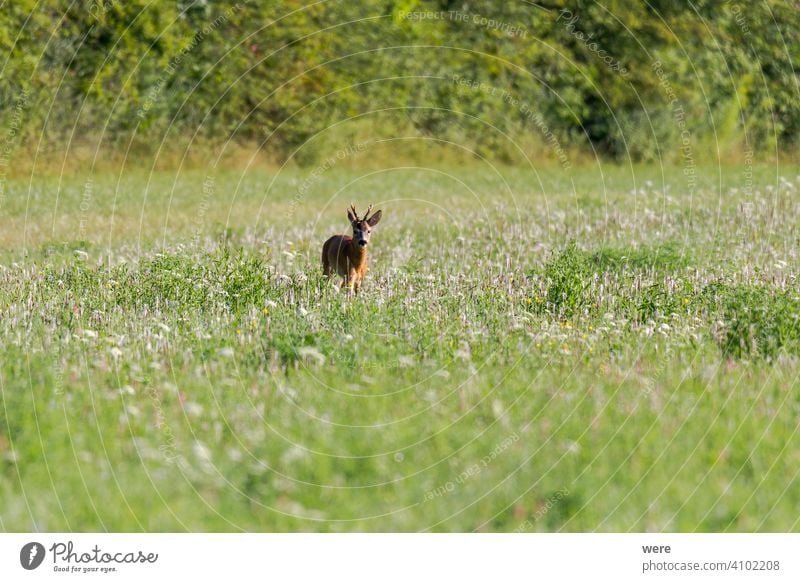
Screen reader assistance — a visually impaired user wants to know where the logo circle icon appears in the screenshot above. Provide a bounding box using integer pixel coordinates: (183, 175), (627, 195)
(20, 542), (45, 570)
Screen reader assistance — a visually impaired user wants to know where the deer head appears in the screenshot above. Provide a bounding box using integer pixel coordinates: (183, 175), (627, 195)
(347, 203), (382, 248)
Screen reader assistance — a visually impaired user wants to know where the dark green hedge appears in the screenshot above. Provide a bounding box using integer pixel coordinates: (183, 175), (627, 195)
(1, 0), (797, 165)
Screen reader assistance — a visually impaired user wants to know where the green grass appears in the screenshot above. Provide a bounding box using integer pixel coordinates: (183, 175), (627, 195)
(1, 163), (799, 532)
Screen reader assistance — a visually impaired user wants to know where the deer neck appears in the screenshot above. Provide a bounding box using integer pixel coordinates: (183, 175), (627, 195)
(348, 243), (367, 268)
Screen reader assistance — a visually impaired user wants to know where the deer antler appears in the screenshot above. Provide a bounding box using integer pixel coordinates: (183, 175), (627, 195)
(362, 204), (373, 222)
(349, 203), (358, 218)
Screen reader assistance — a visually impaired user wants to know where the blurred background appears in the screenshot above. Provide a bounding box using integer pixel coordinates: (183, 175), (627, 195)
(1, 0), (797, 175)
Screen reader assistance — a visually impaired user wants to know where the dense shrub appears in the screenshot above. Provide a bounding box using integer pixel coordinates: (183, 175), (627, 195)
(0, 1), (796, 166)
(712, 286), (800, 360)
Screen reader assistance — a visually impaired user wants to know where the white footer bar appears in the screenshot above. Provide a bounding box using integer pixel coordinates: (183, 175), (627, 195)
(1, 534), (797, 581)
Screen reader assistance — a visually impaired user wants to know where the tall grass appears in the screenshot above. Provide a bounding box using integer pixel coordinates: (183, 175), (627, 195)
(1, 164), (799, 532)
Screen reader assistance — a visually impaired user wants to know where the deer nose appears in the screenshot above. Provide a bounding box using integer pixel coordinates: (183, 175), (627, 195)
(358, 240), (367, 247)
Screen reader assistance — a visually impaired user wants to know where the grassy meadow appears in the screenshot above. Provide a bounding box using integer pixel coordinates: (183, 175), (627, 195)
(1, 161), (799, 532)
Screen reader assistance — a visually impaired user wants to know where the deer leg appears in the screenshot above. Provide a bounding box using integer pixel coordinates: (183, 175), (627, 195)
(346, 268), (358, 295)
(321, 240), (332, 278)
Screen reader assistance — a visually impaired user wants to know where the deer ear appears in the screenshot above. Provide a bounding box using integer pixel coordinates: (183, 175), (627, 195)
(347, 209), (357, 223)
(366, 210), (382, 226)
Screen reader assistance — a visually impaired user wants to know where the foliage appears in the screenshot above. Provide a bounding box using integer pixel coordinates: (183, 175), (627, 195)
(0, 1), (797, 168)
(712, 285), (800, 359)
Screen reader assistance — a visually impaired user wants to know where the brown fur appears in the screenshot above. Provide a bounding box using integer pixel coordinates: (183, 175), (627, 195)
(322, 204), (382, 293)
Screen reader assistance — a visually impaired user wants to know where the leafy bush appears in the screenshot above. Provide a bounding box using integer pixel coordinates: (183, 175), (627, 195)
(712, 286), (800, 360)
(539, 241), (595, 317)
(532, 241), (693, 318)
(1, 1), (797, 167)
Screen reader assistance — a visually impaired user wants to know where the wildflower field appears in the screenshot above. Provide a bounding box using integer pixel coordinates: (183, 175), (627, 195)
(1, 163), (799, 532)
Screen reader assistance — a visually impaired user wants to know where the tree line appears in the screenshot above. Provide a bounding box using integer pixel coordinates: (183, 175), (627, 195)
(0, 0), (797, 169)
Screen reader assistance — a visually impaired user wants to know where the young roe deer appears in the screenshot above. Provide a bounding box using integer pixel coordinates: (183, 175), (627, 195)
(322, 203), (383, 293)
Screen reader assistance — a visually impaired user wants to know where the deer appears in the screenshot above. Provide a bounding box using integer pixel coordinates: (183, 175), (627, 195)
(322, 203), (383, 293)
